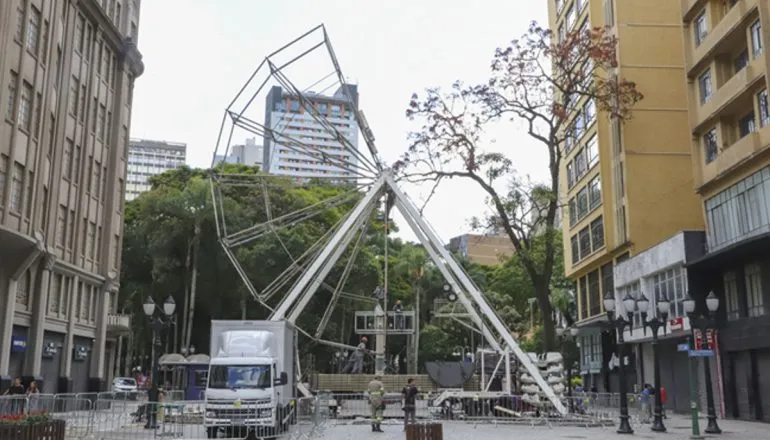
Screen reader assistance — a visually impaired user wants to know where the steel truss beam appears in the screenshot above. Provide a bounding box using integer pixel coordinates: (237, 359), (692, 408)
(269, 171), (567, 415)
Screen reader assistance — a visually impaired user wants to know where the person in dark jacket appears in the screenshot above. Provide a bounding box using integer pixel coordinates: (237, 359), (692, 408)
(402, 378), (418, 429)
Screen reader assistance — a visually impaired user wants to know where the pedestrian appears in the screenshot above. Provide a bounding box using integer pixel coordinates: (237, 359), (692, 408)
(27, 380), (40, 413)
(393, 300), (404, 330)
(2, 378), (26, 415)
(368, 375), (385, 432)
(639, 384), (652, 423)
(352, 337), (367, 374)
(401, 378), (418, 429)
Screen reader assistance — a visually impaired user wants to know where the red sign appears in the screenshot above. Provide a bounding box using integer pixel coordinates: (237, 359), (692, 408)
(669, 317), (684, 331)
(693, 329), (716, 350)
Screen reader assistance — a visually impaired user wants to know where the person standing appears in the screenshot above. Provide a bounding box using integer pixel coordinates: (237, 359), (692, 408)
(3, 378), (26, 414)
(352, 337), (367, 374)
(393, 300), (404, 330)
(368, 375), (385, 432)
(639, 384), (652, 423)
(401, 378), (418, 430)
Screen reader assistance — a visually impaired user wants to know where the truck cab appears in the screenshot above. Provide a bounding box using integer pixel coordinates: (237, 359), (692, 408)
(204, 321), (296, 439)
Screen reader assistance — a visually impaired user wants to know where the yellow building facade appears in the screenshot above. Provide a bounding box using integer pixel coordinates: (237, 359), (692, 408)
(548, 0), (705, 324)
(681, 0), (770, 422)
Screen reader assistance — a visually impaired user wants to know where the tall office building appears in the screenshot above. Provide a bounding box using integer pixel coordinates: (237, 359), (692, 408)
(263, 85), (360, 181)
(680, 0), (770, 422)
(0, 0), (143, 393)
(213, 137), (262, 168)
(126, 138), (187, 201)
(549, 0), (705, 402)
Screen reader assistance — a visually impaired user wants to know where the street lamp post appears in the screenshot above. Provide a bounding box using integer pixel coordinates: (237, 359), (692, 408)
(603, 291), (635, 435)
(556, 327), (579, 412)
(636, 292), (670, 432)
(142, 296), (176, 430)
(684, 291), (722, 435)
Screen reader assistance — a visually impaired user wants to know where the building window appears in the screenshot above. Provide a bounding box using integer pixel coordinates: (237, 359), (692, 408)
(575, 148), (587, 178)
(579, 276), (588, 320)
(588, 175), (601, 209)
(651, 266), (686, 318)
(63, 139), (73, 179)
(566, 5), (576, 29)
(18, 82), (33, 131)
(10, 163), (23, 213)
(584, 99), (596, 125)
(601, 262), (613, 304)
(577, 186), (589, 218)
(723, 271), (740, 321)
(558, 24), (565, 43)
(15, 5), (25, 41)
(6, 71), (17, 121)
(578, 226), (591, 259)
(0, 155), (7, 206)
(571, 234), (579, 264)
(705, 166), (770, 250)
(69, 77), (79, 116)
(703, 128), (718, 163)
(569, 198), (578, 226)
(745, 263), (764, 317)
(15, 271), (30, 308)
(57, 206), (66, 246)
(758, 89), (769, 127)
(27, 6), (40, 54)
(698, 69), (712, 104)
(750, 20), (762, 57)
(586, 135), (598, 168)
(694, 10), (708, 46)
(98, 104), (106, 140)
(587, 270), (600, 316)
(567, 162), (575, 188)
(590, 216), (604, 250)
(739, 112), (756, 138)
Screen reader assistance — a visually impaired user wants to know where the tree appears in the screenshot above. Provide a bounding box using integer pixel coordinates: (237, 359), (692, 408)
(392, 244), (428, 373)
(396, 22), (642, 350)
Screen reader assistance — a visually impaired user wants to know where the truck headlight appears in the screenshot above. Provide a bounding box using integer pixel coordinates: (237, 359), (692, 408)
(205, 411), (217, 418)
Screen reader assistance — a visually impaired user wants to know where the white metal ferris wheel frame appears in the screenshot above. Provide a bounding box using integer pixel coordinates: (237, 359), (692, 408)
(208, 23), (566, 416)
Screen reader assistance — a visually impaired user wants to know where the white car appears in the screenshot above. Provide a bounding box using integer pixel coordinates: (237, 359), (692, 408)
(112, 377), (139, 397)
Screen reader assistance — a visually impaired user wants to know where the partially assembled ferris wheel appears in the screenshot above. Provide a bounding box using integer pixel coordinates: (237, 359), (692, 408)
(208, 24), (566, 415)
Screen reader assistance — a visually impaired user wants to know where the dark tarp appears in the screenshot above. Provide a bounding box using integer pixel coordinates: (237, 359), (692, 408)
(425, 361), (475, 388)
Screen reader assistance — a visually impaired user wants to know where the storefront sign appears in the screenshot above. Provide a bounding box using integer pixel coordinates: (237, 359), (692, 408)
(73, 345), (89, 361)
(42, 342), (58, 358)
(11, 336), (27, 353)
(669, 317), (684, 331)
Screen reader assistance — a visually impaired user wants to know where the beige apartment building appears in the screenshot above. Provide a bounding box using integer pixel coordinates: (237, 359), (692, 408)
(681, 0), (770, 422)
(447, 234), (515, 266)
(0, 0), (143, 394)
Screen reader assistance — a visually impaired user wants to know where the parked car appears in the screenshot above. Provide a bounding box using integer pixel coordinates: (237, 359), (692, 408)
(112, 377), (139, 399)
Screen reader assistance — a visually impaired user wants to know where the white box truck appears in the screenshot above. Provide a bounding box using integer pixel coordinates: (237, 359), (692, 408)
(203, 320), (297, 439)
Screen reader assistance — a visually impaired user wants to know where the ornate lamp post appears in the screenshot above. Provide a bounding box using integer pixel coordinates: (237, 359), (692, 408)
(636, 291), (670, 432)
(684, 291), (721, 434)
(556, 326), (579, 412)
(142, 296), (176, 430)
(603, 291), (635, 435)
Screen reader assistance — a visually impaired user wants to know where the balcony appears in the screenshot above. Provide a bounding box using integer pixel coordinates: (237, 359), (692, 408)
(686, 0), (756, 75)
(691, 54), (765, 131)
(700, 127), (769, 187)
(681, 0), (706, 22)
(106, 314), (131, 334)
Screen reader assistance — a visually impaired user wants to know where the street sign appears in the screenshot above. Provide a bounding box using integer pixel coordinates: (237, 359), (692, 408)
(688, 349), (714, 357)
(677, 343), (690, 352)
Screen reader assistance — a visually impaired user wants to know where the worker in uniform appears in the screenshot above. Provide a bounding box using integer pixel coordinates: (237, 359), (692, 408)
(342, 336), (367, 374)
(368, 375), (385, 432)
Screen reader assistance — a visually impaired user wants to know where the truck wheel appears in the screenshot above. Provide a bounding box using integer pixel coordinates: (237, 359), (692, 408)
(206, 427), (218, 438)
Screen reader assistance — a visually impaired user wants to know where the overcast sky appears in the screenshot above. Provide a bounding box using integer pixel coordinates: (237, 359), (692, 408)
(130, 0), (550, 243)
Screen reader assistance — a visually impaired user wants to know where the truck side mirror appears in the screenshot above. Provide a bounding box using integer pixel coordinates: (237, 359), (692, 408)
(274, 372), (288, 386)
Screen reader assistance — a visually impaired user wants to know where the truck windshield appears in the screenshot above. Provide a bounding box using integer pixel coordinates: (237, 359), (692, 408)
(208, 365), (272, 389)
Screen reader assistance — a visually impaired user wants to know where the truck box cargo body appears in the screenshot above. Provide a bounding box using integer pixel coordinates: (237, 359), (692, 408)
(204, 320), (297, 439)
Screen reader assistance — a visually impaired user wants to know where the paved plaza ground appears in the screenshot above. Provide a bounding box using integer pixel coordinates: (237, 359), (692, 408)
(72, 412), (768, 440)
